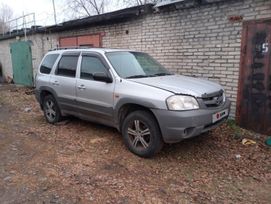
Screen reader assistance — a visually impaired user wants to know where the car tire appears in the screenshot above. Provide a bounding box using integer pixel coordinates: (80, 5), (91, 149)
(122, 110), (164, 158)
(42, 95), (62, 124)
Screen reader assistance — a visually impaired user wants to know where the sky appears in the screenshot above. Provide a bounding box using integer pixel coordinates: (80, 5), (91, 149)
(1, 0), (68, 26)
(0, 0), (122, 27)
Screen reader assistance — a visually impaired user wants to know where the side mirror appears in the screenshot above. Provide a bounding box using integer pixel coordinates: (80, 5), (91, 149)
(93, 72), (113, 83)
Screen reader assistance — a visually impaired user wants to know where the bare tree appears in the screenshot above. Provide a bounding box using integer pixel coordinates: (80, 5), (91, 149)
(65, 0), (160, 19)
(0, 3), (13, 34)
(66, 0), (109, 18)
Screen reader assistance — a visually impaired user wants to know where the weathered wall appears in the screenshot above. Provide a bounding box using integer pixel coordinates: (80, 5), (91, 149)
(0, 0), (270, 117)
(0, 34), (58, 78)
(0, 37), (14, 79)
(54, 0), (271, 117)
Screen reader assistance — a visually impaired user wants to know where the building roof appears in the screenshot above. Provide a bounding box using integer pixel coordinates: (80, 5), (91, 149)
(0, 0), (226, 41)
(154, 0), (225, 9)
(0, 4), (153, 41)
(46, 4), (153, 32)
(154, 0), (185, 8)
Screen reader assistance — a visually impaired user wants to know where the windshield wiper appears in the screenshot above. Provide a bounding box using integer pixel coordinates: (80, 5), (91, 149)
(126, 74), (150, 79)
(126, 73), (172, 79)
(153, 73), (173, 76)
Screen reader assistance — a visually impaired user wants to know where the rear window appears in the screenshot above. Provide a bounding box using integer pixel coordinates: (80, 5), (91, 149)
(40, 54), (59, 74)
(55, 55), (79, 77)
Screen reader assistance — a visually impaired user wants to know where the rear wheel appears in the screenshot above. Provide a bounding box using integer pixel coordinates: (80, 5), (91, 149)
(42, 95), (62, 124)
(122, 110), (163, 158)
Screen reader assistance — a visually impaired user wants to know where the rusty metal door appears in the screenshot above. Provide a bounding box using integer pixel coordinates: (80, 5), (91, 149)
(59, 34), (101, 47)
(237, 19), (271, 135)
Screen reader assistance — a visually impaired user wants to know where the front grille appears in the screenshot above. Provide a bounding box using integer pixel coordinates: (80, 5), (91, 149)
(201, 89), (224, 108)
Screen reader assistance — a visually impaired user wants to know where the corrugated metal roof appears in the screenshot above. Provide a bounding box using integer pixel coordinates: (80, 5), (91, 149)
(154, 0), (185, 8)
(154, 0), (225, 8)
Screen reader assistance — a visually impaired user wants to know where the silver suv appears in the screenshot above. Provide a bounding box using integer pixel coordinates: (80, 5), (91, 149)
(35, 48), (231, 157)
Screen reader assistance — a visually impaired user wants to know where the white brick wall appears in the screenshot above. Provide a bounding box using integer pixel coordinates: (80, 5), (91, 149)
(0, 38), (13, 78)
(0, 0), (271, 117)
(0, 34), (58, 78)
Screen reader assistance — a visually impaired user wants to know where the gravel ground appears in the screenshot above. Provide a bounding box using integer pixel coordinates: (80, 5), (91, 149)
(0, 85), (270, 204)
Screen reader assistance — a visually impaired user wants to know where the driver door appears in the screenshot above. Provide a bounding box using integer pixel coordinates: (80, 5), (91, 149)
(76, 52), (115, 126)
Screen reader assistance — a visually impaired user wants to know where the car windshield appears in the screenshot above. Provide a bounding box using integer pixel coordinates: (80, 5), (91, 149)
(106, 51), (172, 78)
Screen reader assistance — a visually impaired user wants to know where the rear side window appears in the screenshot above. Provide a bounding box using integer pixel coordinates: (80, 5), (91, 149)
(80, 56), (107, 80)
(55, 55), (79, 77)
(40, 54), (59, 74)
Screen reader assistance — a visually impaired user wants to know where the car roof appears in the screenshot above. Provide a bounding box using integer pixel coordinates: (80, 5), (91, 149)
(47, 47), (135, 55)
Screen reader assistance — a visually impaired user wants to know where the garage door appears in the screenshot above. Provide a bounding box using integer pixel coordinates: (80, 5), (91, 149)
(59, 34), (101, 47)
(10, 41), (33, 86)
(237, 19), (271, 135)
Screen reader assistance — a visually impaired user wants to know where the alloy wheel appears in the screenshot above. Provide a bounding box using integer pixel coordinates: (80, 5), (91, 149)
(44, 99), (56, 122)
(127, 119), (151, 150)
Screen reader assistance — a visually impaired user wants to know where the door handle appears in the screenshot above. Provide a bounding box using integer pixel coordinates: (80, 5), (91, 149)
(77, 85), (86, 90)
(52, 81), (59, 86)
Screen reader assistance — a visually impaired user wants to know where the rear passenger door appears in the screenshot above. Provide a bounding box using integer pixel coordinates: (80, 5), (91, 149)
(51, 52), (80, 114)
(76, 52), (115, 126)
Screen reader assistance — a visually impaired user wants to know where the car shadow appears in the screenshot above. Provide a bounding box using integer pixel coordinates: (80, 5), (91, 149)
(57, 116), (220, 159)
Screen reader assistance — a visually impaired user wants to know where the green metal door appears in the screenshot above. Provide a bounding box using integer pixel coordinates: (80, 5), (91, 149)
(10, 41), (33, 86)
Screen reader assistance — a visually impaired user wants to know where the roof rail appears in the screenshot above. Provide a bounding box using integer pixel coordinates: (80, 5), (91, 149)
(49, 46), (92, 51)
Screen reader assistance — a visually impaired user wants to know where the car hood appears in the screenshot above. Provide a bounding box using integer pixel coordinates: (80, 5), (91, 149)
(128, 75), (223, 97)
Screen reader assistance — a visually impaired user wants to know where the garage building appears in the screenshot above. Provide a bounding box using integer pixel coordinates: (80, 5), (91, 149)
(0, 0), (270, 134)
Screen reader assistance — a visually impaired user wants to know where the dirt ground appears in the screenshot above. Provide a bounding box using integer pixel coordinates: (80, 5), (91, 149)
(0, 85), (270, 204)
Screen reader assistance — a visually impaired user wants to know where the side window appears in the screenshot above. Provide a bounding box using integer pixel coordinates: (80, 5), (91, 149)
(80, 56), (107, 80)
(55, 55), (79, 77)
(40, 54), (59, 74)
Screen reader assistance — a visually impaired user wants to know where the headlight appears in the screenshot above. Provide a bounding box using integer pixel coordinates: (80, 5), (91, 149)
(222, 90), (226, 102)
(166, 95), (199, 111)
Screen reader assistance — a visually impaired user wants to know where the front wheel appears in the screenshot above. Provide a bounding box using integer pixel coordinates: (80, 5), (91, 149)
(121, 110), (164, 158)
(42, 95), (62, 124)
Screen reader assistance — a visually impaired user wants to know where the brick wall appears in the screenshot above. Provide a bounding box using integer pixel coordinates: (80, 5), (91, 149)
(0, 0), (271, 117)
(54, 0), (271, 117)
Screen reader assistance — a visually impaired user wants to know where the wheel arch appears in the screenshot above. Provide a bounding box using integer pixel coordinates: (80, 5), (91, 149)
(116, 101), (161, 135)
(119, 104), (164, 157)
(39, 86), (59, 109)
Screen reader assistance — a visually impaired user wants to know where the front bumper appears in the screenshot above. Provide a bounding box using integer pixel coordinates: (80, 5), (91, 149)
(152, 99), (231, 143)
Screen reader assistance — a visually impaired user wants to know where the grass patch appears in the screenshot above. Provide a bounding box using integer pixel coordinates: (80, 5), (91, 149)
(0, 95), (4, 105)
(227, 119), (242, 140)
